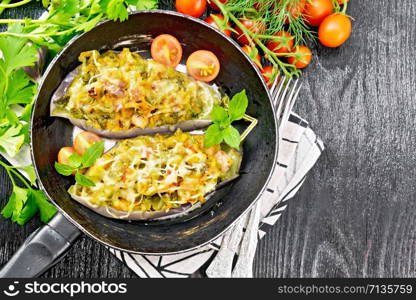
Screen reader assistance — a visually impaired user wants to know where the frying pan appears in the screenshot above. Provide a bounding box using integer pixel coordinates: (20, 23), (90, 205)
(0, 10), (278, 277)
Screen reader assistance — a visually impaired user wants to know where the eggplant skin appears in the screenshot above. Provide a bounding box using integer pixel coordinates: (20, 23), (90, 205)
(69, 118), (212, 139)
(69, 191), (200, 221)
(68, 175), (238, 221)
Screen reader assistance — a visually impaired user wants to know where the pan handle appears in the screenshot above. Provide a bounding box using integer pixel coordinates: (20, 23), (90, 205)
(0, 212), (81, 278)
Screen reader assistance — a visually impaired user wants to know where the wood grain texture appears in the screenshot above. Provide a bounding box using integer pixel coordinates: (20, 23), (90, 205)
(1, 0), (416, 278)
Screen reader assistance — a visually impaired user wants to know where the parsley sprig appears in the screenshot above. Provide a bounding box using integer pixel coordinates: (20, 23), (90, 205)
(0, 161), (57, 225)
(54, 141), (104, 187)
(204, 89), (255, 149)
(0, 0), (159, 52)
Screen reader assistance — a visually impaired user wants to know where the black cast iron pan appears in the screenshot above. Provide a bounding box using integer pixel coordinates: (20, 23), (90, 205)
(0, 10), (277, 277)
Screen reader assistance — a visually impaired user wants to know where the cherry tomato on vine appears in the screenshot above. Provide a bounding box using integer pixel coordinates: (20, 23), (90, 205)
(304, 0), (334, 27)
(208, 0), (227, 11)
(318, 13), (352, 47)
(261, 65), (277, 88)
(234, 18), (266, 45)
(288, 45), (312, 69)
(204, 14), (232, 37)
(186, 50), (220, 82)
(266, 31), (294, 57)
(151, 34), (183, 67)
(281, 0), (306, 24)
(74, 131), (102, 155)
(176, 0), (207, 18)
(241, 45), (261, 68)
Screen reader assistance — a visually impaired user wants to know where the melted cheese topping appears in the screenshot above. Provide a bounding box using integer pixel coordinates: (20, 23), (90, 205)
(58, 49), (226, 131)
(69, 130), (241, 213)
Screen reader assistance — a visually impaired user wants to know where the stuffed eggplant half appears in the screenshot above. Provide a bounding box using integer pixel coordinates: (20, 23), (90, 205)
(50, 48), (227, 139)
(68, 130), (242, 220)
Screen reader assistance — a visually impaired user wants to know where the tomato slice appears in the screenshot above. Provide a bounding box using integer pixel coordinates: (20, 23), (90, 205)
(186, 50), (220, 82)
(74, 131), (102, 155)
(151, 34), (183, 68)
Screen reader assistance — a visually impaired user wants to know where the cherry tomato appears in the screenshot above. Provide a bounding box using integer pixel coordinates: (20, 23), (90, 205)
(186, 50), (220, 82)
(74, 131), (102, 156)
(176, 0), (207, 18)
(208, 0), (227, 11)
(241, 45), (261, 68)
(204, 14), (231, 37)
(304, 0), (333, 27)
(281, 0), (306, 24)
(151, 34), (183, 68)
(266, 31), (294, 57)
(234, 18), (266, 45)
(58, 147), (76, 165)
(288, 45), (312, 69)
(261, 66), (277, 88)
(318, 13), (352, 47)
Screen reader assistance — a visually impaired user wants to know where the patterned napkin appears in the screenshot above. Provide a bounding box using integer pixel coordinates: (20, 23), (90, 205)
(1, 111), (323, 278)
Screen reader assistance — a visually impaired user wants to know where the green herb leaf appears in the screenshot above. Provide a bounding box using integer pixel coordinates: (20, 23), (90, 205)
(81, 141), (104, 168)
(0, 125), (24, 157)
(135, 0), (158, 10)
(211, 105), (229, 125)
(30, 189), (57, 223)
(223, 126), (241, 149)
(99, 0), (129, 21)
(228, 89), (248, 121)
(68, 152), (83, 169)
(54, 162), (77, 176)
(1, 186), (29, 221)
(6, 69), (36, 106)
(75, 172), (96, 187)
(15, 192), (38, 225)
(18, 165), (37, 185)
(204, 124), (224, 148)
(0, 36), (38, 74)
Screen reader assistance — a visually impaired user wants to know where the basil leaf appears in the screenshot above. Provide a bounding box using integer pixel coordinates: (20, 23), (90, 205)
(211, 105), (228, 125)
(75, 172), (96, 187)
(68, 152), (82, 168)
(54, 162), (76, 176)
(228, 89), (248, 121)
(223, 126), (241, 149)
(81, 141), (104, 168)
(204, 124), (224, 148)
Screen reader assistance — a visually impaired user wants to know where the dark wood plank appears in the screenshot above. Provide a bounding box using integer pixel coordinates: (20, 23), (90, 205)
(1, 0), (416, 278)
(254, 0), (416, 277)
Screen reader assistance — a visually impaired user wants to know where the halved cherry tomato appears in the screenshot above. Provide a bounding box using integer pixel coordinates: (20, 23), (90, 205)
(176, 0), (207, 18)
(281, 0), (306, 24)
(261, 65), (277, 88)
(288, 45), (312, 69)
(186, 50), (220, 82)
(58, 147), (76, 165)
(234, 18), (266, 45)
(204, 14), (232, 37)
(241, 45), (261, 68)
(266, 31), (294, 57)
(304, 0), (333, 27)
(318, 13), (352, 47)
(74, 131), (102, 156)
(208, 0), (227, 11)
(151, 34), (183, 68)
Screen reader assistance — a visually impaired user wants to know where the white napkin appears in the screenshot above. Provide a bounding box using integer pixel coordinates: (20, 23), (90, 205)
(1, 112), (323, 278)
